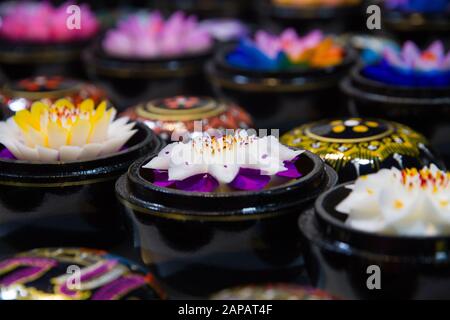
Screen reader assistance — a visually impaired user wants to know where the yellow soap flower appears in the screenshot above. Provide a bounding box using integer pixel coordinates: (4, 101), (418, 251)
(0, 99), (137, 162)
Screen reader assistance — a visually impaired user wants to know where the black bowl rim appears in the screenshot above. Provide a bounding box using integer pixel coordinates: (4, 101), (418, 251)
(0, 122), (159, 177)
(314, 182), (450, 253)
(132, 149), (322, 197)
(117, 150), (339, 217)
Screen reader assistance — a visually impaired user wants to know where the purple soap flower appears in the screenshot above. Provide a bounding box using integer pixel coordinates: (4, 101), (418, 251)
(103, 11), (213, 59)
(363, 40), (450, 87)
(176, 174), (219, 192)
(229, 168), (271, 191)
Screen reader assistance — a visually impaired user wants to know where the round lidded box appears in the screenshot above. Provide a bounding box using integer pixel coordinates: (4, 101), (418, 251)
(281, 118), (443, 182)
(0, 248), (165, 300)
(300, 176), (450, 299)
(116, 148), (337, 297)
(121, 96), (253, 141)
(0, 76), (106, 119)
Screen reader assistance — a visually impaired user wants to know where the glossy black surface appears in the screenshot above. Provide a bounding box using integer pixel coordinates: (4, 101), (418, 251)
(207, 44), (355, 133)
(83, 43), (213, 111)
(0, 123), (162, 250)
(300, 184), (450, 299)
(0, 39), (91, 81)
(116, 151), (338, 297)
(341, 65), (450, 136)
(282, 118), (444, 182)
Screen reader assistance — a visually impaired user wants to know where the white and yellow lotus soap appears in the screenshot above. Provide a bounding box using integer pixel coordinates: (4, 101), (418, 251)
(0, 99), (137, 162)
(336, 165), (450, 236)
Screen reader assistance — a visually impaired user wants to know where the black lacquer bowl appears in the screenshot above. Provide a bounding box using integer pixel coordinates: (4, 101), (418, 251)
(261, 0), (365, 34)
(116, 151), (338, 297)
(0, 39), (92, 81)
(300, 183), (450, 299)
(0, 123), (162, 250)
(83, 43), (213, 111)
(341, 65), (450, 136)
(207, 44), (355, 133)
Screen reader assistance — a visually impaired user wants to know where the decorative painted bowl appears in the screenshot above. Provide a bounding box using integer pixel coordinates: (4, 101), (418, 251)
(300, 166), (450, 299)
(0, 2), (99, 80)
(0, 76), (106, 119)
(121, 96), (253, 141)
(207, 39), (355, 132)
(116, 147), (337, 297)
(211, 284), (337, 300)
(83, 11), (214, 110)
(0, 248), (165, 300)
(261, 0), (364, 34)
(281, 118), (443, 182)
(0, 122), (162, 249)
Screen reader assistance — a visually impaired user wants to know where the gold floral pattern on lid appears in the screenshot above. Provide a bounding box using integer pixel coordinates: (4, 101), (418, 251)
(281, 118), (433, 179)
(121, 96), (253, 141)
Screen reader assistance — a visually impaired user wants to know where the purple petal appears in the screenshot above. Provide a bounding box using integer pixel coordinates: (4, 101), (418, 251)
(176, 174), (219, 192)
(277, 160), (302, 178)
(402, 41), (420, 67)
(152, 169), (176, 188)
(229, 168), (270, 191)
(0, 148), (15, 160)
(426, 40), (444, 60)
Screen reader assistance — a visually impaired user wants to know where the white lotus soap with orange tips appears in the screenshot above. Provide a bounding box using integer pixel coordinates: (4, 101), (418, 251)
(336, 165), (450, 236)
(0, 99), (137, 162)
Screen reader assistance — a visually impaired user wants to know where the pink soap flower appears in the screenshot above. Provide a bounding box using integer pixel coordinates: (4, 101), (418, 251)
(102, 11), (213, 59)
(0, 1), (99, 43)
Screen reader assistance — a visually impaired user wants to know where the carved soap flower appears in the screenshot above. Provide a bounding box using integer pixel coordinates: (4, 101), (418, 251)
(0, 99), (136, 162)
(363, 41), (450, 87)
(227, 29), (344, 71)
(143, 131), (303, 192)
(336, 165), (450, 236)
(0, 1), (99, 43)
(385, 0), (450, 13)
(102, 11), (213, 59)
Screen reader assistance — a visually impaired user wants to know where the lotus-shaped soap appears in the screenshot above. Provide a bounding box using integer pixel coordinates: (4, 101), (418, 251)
(337, 165), (450, 236)
(102, 11), (213, 59)
(144, 131), (303, 192)
(0, 1), (99, 43)
(0, 99), (137, 162)
(227, 28), (345, 71)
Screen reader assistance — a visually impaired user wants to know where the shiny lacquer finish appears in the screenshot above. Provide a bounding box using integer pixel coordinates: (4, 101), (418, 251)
(282, 118), (444, 182)
(300, 184), (450, 299)
(0, 123), (162, 249)
(116, 151), (337, 297)
(0, 248), (165, 300)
